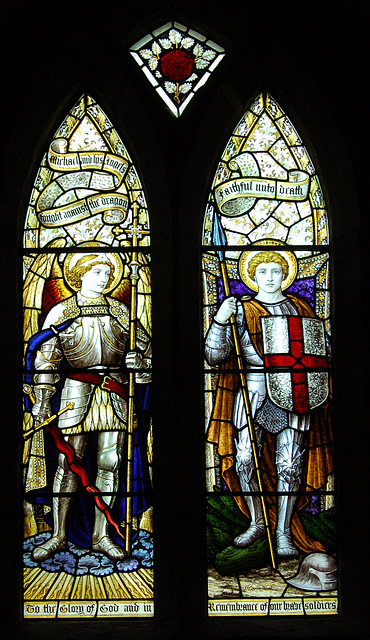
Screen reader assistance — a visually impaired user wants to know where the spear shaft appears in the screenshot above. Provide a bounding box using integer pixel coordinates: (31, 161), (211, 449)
(125, 201), (141, 554)
(218, 260), (276, 570)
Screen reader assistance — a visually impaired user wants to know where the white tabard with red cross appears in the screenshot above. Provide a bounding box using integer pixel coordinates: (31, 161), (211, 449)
(260, 315), (329, 414)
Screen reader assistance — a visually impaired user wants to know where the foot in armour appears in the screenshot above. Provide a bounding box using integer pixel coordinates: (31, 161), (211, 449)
(276, 532), (298, 558)
(92, 536), (127, 560)
(32, 535), (66, 561)
(233, 523), (266, 548)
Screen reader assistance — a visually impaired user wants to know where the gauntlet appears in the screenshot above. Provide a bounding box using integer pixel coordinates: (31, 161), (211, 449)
(31, 384), (56, 424)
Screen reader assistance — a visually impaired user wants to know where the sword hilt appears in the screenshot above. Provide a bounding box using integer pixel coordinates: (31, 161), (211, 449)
(23, 383), (35, 404)
(23, 385), (74, 439)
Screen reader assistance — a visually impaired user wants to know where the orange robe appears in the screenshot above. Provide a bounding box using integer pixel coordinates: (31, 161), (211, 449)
(206, 294), (334, 553)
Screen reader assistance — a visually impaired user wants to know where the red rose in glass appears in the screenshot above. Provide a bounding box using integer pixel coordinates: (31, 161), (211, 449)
(160, 50), (194, 83)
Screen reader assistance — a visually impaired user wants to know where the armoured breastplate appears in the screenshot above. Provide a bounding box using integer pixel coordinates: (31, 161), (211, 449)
(58, 308), (127, 369)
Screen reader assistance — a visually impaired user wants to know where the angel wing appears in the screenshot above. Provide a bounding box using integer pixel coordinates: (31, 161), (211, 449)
(137, 252), (152, 338)
(23, 237), (70, 482)
(23, 238), (70, 347)
(111, 251), (152, 338)
(111, 264), (130, 306)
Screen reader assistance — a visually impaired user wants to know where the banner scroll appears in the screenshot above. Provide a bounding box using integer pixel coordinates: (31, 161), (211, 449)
(215, 170), (310, 217)
(36, 138), (130, 228)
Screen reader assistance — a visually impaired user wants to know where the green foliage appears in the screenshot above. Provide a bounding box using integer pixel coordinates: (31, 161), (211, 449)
(206, 490), (250, 564)
(215, 538), (270, 575)
(300, 507), (336, 552)
(206, 527), (220, 563)
(207, 490), (250, 530)
(207, 490), (337, 571)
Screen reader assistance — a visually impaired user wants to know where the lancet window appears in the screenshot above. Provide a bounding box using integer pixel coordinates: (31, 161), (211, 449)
(203, 92), (336, 617)
(22, 94), (153, 619)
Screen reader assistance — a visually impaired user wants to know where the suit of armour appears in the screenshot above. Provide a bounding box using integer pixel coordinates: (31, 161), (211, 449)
(205, 294), (321, 557)
(31, 292), (151, 561)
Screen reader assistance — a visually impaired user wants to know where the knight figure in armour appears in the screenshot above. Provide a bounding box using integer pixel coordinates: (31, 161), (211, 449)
(205, 249), (330, 559)
(29, 251), (151, 562)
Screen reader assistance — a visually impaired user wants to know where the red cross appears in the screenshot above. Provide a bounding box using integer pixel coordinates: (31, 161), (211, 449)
(264, 316), (328, 414)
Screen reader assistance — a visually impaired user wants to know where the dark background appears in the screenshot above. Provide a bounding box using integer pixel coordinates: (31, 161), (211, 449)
(0, 1), (368, 638)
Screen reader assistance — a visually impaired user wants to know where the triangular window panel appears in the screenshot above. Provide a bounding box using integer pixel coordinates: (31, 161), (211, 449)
(130, 22), (225, 117)
(202, 93), (337, 616)
(22, 94), (153, 619)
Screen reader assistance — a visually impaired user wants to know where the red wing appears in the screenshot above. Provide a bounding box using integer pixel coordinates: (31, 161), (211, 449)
(111, 278), (130, 305)
(39, 239), (70, 327)
(40, 276), (72, 327)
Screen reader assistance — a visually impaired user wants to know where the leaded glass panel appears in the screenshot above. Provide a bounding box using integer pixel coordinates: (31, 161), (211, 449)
(130, 22), (225, 117)
(22, 95), (153, 619)
(203, 93), (336, 617)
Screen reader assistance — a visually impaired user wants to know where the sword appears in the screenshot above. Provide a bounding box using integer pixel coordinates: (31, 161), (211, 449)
(212, 211), (276, 570)
(23, 382), (125, 543)
(23, 384), (74, 439)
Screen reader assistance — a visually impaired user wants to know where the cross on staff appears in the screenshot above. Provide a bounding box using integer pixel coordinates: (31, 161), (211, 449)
(121, 200), (149, 555)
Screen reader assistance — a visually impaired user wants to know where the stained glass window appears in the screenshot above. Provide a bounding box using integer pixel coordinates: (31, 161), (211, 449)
(203, 93), (336, 617)
(130, 22), (225, 117)
(22, 94), (153, 619)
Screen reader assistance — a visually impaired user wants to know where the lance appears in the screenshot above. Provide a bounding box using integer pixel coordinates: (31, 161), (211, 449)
(212, 210), (276, 570)
(125, 200), (141, 555)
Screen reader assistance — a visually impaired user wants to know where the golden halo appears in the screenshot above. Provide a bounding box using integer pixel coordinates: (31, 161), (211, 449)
(238, 240), (298, 292)
(63, 242), (123, 293)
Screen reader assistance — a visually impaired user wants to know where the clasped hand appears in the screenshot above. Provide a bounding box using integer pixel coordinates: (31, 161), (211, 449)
(215, 296), (237, 323)
(125, 351), (144, 369)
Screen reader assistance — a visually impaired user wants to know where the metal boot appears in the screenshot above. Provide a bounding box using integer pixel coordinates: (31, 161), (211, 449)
(233, 471), (266, 547)
(92, 468), (126, 560)
(92, 431), (126, 560)
(32, 435), (86, 562)
(32, 465), (77, 561)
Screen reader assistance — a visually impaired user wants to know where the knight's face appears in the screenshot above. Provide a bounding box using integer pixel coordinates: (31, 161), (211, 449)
(80, 264), (111, 297)
(254, 262), (284, 295)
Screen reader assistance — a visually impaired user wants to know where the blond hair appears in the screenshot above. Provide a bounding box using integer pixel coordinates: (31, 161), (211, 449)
(68, 254), (114, 291)
(248, 251), (289, 281)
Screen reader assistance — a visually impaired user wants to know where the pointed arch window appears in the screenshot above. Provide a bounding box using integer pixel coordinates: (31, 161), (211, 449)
(203, 92), (336, 616)
(22, 94), (154, 619)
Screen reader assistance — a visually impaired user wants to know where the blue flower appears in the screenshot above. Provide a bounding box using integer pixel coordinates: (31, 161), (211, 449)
(132, 547), (153, 567)
(41, 551), (76, 574)
(141, 558), (153, 568)
(69, 542), (89, 557)
(116, 557), (140, 572)
(23, 532), (50, 552)
(77, 554), (101, 575)
(90, 556), (115, 577)
(133, 530), (153, 550)
(23, 552), (38, 568)
(41, 556), (63, 573)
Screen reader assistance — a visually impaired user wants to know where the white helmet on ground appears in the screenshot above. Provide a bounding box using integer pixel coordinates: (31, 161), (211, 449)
(287, 552), (337, 591)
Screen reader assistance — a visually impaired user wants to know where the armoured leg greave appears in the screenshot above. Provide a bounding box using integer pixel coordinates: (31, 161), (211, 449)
(275, 428), (304, 558)
(92, 431), (126, 560)
(92, 468), (119, 542)
(234, 426), (266, 548)
(51, 465), (78, 542)
(32, 436), (87, 562)
(32, 464), (78, 561)
(233, 470), (266, 548)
